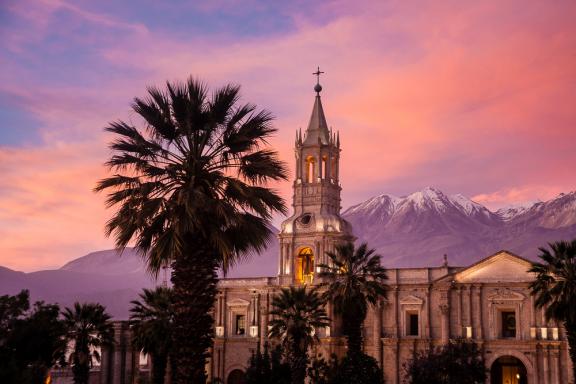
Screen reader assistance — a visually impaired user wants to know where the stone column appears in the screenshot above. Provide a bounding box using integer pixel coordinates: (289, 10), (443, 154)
(543, 345), (550, 384)
(259, 291), (269, 349)
(373, 301), (383, 366)
(425, 286), (432, 338)
(552, 348), (560, 384)
(440, 304), (450, 343)
(393, 286), (399, 338)
(457, 286), (463, 338)
(467, 285), (472, 330)
(473, 285), (483, 339)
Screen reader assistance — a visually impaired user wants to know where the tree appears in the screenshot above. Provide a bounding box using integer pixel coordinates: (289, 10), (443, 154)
(318, 242), (388, 355)
(244, 343), (271, 384)
(307, 352), (382, 384)
(403, 339), (486, 384)
(62, 303), (114, 384)
(245, 343), (291, 384)
(0, 290), (67, 384)
(96, 77), (287, 383)
(130, 287), (174, 384)
(268, 286), (329, 384)
(529, 238), (576, 381)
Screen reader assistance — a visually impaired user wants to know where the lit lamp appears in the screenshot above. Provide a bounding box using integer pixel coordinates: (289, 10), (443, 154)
(249, 325), (259, 338)
(215, 326), (224, 337)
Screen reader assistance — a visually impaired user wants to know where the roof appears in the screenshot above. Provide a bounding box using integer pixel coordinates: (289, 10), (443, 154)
(303, 95), (330, 145)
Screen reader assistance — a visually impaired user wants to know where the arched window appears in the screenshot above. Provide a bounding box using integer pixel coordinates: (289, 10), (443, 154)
(321, 155), (328, 179)
(297, 247), (314, 284)
(330, 156), (337, 180)
(227, 369), (246, 384)
(305, 156), (316, 183)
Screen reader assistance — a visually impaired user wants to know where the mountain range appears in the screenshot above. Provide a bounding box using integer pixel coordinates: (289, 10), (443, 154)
(343, 187), (576, 267)
(1, 187), (575, 319)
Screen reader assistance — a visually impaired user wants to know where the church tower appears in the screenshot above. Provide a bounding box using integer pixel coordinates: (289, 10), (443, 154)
(278, 69), (353, 286)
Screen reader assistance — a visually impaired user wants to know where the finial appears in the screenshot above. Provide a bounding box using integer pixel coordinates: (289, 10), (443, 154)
(313, 66), (324, 94)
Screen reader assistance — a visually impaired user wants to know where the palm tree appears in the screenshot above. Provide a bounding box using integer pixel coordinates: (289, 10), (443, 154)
(529, 239), (576, 381)
(130, 287), (174, 384)
(268, 286), (329, 384)
(95, 78), (287, 383)
(318, 242), (388, 355)
(62, 303), (114, 384)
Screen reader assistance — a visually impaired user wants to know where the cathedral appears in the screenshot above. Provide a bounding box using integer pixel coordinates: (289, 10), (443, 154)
(64, 78), (573, 384)
(208, 78), (573, 384)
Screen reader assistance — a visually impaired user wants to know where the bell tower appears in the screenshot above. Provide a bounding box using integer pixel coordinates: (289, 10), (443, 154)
(278, 68), (353, 286)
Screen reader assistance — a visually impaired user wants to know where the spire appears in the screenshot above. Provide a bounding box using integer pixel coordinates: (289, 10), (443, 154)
(303, 67), (330, 146)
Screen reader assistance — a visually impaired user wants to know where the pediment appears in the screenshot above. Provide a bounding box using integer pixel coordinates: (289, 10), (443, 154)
(400, 294), (424, 305)
(454, 251), (535, 283)
(487, 288), (526, 301)
(226, 298), (250, 307)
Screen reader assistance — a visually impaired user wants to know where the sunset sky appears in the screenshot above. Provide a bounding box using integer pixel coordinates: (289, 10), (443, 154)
(1, 0), (575, 272)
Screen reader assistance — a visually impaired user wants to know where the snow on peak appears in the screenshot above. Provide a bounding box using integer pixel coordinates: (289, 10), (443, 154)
(404, 187), (449, 211)
(345, 193), (400, 215)
(346, 187), (490, 218)
(495, 201), (538, 221)
(450, 194), (485, 215)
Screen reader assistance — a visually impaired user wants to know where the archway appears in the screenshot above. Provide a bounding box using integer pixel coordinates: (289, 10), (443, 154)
(491, 356), (527, 384)
(296, 247), (314, 284)
(227, 369), (246, 384)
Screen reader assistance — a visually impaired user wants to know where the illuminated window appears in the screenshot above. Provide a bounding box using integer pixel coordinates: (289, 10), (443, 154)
(235, 315), (246, 335)
(297, 247), (314, 284)
(306, 156), (316, 183)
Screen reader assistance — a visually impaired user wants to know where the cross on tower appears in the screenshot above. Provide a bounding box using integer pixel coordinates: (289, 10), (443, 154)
(313, 67), (324, 94)
(313, 66), (324, 85)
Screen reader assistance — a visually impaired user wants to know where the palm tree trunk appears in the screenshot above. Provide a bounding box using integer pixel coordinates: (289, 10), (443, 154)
(171, 239), (218, 384)
(343, 315), (363, 355)
(289, 350), (307, 384)
(72, 345), (90, 384)
(565, 320), (576, 383)
(151, 353), (168, 384)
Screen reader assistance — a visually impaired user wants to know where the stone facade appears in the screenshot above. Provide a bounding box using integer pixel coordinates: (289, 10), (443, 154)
(63, 81), (573, 384)
(210, 83), (574, 384)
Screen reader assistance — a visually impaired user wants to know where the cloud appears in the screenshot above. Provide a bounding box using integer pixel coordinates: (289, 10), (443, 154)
(1, 0), (576, 270)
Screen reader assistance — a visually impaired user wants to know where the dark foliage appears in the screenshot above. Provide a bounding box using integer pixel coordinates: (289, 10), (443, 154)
(96, 77), (287, 383)
(319, 242), (388, 355)
(308, 352), (383, 384)
(403, 339), (486, 384)
(334, 353), (384, 384)
(0, 290), (67, 384)
(529, 238), (576, 381)
(245, 343), (291, 384)
(130, 287), (174, 384)
(62, 302), (114, 384)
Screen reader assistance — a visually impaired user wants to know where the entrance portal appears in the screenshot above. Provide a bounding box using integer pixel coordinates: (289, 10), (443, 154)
(491, 356), (527, 384)
(227, 369), (246, 384)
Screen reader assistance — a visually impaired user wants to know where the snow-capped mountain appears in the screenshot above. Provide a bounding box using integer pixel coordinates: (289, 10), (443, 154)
(1, 189), (575, 317)
(343, 188), (576, 268)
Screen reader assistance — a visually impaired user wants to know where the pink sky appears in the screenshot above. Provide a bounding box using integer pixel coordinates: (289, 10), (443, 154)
(1, 0), (575, 271)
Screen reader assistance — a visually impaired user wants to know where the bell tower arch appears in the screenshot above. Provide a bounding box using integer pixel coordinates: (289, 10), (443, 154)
(278, 68), (353, 286)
